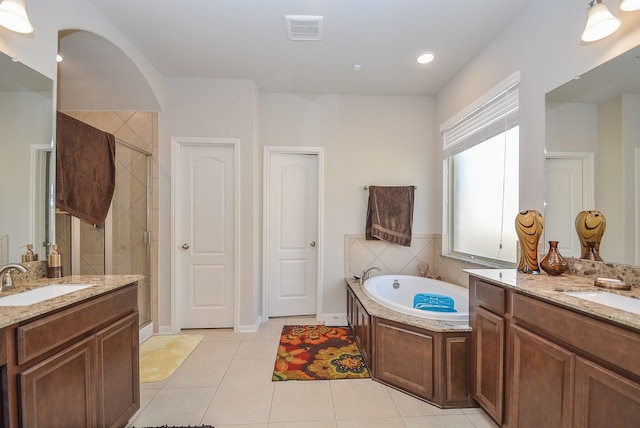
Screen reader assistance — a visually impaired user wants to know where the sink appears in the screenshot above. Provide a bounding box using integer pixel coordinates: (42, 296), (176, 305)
(563, 291), (640, 315)
(0, 284), (96, 306)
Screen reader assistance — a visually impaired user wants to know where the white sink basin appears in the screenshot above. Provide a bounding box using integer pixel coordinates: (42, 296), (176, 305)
(0, 284), (95, 306)
(563, 291), (640, 315)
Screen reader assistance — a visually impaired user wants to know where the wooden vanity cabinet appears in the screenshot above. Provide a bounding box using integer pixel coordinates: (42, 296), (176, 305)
(4, 283), (139, 428)
(469, 277), (507, 425)
(469, 275), (640, 428)
(347, 287), (372, 370)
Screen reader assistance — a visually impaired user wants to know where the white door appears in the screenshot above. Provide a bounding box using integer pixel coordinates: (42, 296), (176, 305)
(545, 155), (593, 258)
(267, 153), (318, 317)
(175, 140), (236, 328)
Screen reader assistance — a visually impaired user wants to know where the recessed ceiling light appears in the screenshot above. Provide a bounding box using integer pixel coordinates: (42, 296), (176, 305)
(417, 53), (435, 64)
(352, 64), (362, 73)
(56, 53), (65, 63)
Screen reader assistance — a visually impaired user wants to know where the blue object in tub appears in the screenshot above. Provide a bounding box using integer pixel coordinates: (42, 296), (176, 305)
(413, 293), (457, 312)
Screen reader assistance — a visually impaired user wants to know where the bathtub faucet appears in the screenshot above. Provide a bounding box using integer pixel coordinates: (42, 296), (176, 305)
(361, 266), (382, 283)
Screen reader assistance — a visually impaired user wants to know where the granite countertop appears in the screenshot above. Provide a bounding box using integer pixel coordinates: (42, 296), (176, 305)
(345, 278), (471, 333)
(465, 269), (640, 331)
(0, 275), (143, 329)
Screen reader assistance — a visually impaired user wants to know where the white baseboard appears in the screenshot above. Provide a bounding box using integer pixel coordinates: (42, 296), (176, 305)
(139, 323), (154, 343)
(158, 325), (173, 335)
(236, 316), (262, 333)
(319, 312), (348, 326)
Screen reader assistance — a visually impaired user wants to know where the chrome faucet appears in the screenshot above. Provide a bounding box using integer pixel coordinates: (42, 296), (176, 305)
(0, 264), (28, 292)
(361, 266), (382, 283)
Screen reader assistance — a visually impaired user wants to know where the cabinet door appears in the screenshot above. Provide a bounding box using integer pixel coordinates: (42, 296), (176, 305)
(574, 357), (640, 428)
(375, 319), (435, 400)
(96, 312), (139, 428)
(19, 336), (96, 428)
(346, 288), (355, 328)
(353, 297), (371, 367)
(509, 324), (574, 428)
(473, 306), (505, 424)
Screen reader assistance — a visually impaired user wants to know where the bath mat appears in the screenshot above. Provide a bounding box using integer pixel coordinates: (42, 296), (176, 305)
(139, 334), (203, 383)
(272, 325), (370, 381)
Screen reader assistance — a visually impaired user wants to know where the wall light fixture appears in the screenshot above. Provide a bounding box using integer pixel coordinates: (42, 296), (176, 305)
(0, 0), (34, 34)
(581, 0), (621, 42)
(620, 0), (640, 11)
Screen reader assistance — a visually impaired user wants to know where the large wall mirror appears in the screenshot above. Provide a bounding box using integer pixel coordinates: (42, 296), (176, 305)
(545, 44), (640, 266)
(0, 51), (54, 264)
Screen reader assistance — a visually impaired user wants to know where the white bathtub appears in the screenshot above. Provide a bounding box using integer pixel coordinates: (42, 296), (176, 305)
(363, 275), (469, 321)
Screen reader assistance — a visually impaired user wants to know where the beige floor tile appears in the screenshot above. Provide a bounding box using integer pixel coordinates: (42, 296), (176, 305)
(200, 328), (246, 342)
(221, 359), (277, 386)
(218, 425), (268, 428)
(270, 381), (334, 422)
(336, 418), (406, 428)
(387, 387), (464, 417)
(125, 388), (160, 427)
(462, 407), (486, 414)
(164, 358), (230, 387)
(129, 387), (216, 427)
(140, 379), (167, 389)
(403, 414), (476, 428)
(187, 340), (241, 360)
(331, 379), (400, 420)
(270, 421), (337, 428)
(244, 324), (286, 341)
(284, 316), (320, 325)
(235, 339), (279, 359)
(465, 412), (500, 428)
(202, 384), (274, 425)
(263, 317), (287, 326)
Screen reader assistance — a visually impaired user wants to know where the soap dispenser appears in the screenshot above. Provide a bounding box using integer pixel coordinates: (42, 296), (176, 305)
(21, 244), (38, 262)
(47, 244), (63, 278)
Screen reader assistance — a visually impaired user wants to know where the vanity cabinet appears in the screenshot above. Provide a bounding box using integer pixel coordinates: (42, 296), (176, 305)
(469, 275), (640, 428)
(4, 283), (139, 428)
(347, 287), (372, 370)
(469, 279), (506, 424)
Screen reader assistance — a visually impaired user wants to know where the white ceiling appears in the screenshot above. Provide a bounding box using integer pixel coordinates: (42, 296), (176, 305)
(59, 0), (533, 109)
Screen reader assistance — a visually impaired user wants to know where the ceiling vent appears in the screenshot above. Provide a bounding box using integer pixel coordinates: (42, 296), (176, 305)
(285, 15), (323, 41)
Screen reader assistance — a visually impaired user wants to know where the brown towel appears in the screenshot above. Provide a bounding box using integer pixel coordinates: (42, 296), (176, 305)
(56, 112), (116, 226)
(365, 186), (415, 247)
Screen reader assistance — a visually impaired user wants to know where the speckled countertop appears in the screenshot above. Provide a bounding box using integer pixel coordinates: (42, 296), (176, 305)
(345, 278), (471, 333)
(0, 275), (143, 329)
(465, 269), (640, 331)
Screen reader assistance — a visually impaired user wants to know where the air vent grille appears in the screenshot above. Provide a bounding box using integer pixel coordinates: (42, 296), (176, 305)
(285, 15), (323, 41)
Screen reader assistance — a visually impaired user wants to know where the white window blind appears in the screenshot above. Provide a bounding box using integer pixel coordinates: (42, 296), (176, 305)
(443, 80), (520, 158)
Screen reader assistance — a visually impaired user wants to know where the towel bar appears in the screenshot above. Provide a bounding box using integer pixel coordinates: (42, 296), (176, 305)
(363, 185), (416, 190)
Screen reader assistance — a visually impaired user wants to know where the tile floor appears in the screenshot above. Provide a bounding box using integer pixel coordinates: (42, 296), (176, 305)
(127, 317), (498, 428)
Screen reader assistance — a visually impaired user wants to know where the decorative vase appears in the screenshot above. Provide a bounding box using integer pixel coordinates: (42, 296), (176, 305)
(582, 240), (603, 261)
(515, 210), (544, 274)
(575, 210), (606, 260)
(540, 241), (568, 276)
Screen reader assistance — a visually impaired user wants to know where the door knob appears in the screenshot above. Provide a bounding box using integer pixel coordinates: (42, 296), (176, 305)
(182, 243), (190, 250)
(310, 241), (316, 247)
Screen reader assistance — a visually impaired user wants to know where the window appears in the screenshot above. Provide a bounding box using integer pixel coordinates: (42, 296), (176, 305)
(442, 73), (520, 265)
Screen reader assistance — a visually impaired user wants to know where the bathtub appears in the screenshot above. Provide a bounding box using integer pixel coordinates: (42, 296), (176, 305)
(363, 275), (469, 321)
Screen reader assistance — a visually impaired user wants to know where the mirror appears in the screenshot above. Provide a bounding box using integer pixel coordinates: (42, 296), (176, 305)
(0, 51), (54, 264)
(545, 44), (640, 266)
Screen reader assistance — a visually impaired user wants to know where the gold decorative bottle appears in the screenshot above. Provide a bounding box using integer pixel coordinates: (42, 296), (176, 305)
(47, 244), (63, 278)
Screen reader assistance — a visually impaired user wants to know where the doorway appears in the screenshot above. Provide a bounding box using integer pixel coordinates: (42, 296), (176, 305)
(263, 147), (323, 318)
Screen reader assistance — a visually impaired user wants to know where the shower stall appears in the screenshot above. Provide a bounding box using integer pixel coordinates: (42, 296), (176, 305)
(56, 139), (152, 327)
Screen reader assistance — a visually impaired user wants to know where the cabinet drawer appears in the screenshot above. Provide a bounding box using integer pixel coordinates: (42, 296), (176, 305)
(474, 280), (506, 315)
(512, 292), (640, 379)
(16, 284), (137, 365)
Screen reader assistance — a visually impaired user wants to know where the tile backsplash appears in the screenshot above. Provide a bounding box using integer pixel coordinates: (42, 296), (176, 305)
(344, 234), (487, 288)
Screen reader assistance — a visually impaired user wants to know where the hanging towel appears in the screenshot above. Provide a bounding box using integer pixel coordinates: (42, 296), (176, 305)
(55, 112), (116, 226)
(365, 186), (414, 247)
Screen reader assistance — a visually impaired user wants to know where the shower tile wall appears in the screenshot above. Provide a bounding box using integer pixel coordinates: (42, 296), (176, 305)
(62, 111), (158, 330)
(345, 234), (487, 288)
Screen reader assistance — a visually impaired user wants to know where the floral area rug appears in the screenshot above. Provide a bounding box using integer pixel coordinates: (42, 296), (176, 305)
(272, 325), (370, 381)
